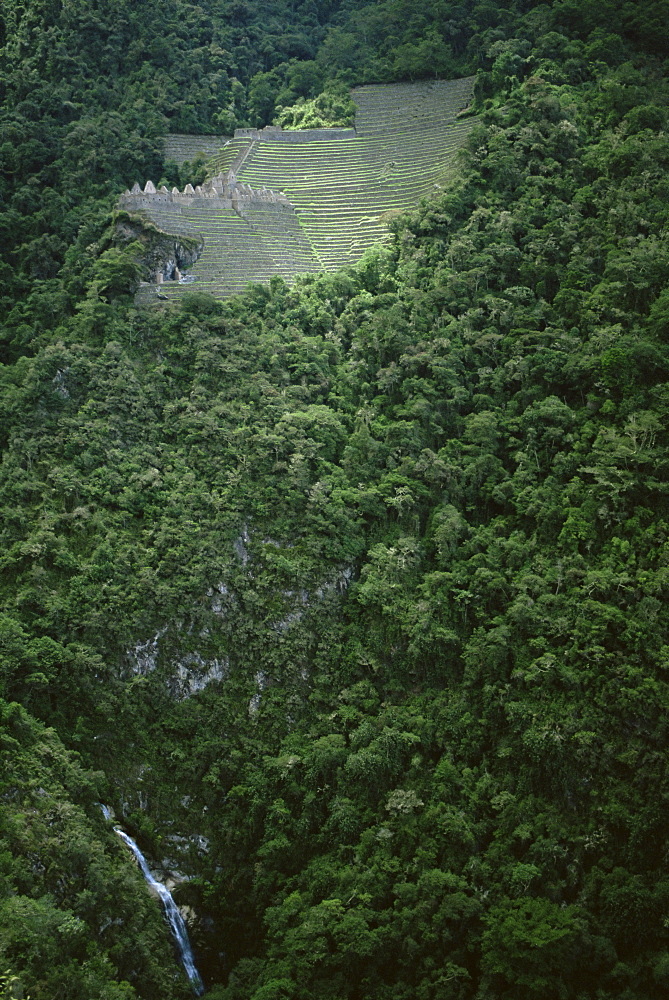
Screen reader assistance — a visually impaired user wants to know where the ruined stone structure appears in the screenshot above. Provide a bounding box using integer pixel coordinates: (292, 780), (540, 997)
(120, 171), (318, 298)
(120, 172), (290, 212)
(122, 77), (477, 300)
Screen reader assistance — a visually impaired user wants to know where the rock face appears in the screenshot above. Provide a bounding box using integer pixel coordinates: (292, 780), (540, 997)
(114, 212), (203, 284)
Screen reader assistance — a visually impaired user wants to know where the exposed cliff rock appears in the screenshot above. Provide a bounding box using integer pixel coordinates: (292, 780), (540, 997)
(113, 210), (202, 284)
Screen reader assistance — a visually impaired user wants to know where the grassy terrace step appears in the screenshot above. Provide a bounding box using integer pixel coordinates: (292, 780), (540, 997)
(164, 133), (230, 166)
(133, 78), (475, 298)
(353, 78), (475, 134)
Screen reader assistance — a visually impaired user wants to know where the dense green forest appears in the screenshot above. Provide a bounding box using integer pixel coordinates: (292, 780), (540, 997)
(2, 1), (669, 998)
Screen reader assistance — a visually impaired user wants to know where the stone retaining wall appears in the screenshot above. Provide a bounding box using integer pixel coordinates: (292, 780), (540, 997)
(234, 125), (356, 142)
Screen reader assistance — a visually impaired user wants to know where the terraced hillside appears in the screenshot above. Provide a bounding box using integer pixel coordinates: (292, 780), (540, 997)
(164, 133), (230, 165)
(132, 78), (475, 299)
(353, 77), (475, 135)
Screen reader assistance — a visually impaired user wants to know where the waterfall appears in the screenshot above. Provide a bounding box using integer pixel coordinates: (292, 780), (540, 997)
(102, 808), (204, 995)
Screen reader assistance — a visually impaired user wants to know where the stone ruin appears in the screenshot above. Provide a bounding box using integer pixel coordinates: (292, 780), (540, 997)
(120, 171), (290, 212)
(121, 77), (478, 298)
(119, 171), (297, 288)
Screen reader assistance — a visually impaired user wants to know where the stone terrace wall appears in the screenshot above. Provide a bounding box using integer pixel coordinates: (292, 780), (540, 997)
(118, 173), (322, 299)
(234, 125), (356, 143)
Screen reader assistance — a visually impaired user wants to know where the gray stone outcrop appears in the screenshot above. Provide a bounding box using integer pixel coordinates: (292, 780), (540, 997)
(115, 214), (203, 286)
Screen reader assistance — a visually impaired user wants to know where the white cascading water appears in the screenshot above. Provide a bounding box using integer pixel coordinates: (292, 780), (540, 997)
(102, 807), (205, 995)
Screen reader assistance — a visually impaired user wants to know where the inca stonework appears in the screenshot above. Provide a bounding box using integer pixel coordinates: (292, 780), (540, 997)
(122, 77), (476, 300)
(121, 174), (291, 212)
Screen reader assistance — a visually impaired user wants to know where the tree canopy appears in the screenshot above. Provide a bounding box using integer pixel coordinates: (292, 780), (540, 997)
(1, 1), (669, 998)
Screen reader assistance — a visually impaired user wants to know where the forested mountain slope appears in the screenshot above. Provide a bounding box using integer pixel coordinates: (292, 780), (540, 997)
(1, 2), (669, 999)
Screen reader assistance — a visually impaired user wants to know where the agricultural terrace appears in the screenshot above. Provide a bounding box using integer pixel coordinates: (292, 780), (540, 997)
(164, 133), (229, 165)
(135, 78), (475, 299)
